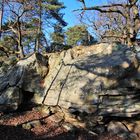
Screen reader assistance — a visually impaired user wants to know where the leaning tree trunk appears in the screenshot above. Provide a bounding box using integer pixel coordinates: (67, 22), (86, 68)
(18, 41), (24, 58)
(0, 0), (4, 39)
(35, 0), (42, 53)
(17, 21), (24, 58)
(127, 0), (140, 47)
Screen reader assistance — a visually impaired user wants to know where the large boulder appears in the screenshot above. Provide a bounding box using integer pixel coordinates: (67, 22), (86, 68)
(43, 43), (140, 117)
(0, 53), (49, 111)
(1, 43), (140, 118)
(1, 43), (140, 138)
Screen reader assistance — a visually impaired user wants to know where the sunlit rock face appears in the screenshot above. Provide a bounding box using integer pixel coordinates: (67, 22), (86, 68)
(43, 43), (140, 117)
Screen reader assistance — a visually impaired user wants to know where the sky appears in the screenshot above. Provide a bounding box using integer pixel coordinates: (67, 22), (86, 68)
(59, 0), (107, 28)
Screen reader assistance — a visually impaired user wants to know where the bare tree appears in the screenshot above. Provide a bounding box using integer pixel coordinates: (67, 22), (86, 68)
(1, 0), (66, 58)
(5, 0), (32, 58)
(35, 0), (42, 52)
(0, 0), (4, 39)
(76, 0), (140, 46)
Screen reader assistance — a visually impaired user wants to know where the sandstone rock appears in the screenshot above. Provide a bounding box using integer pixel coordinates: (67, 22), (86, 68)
(72, 43), (121, 58)
(62, 122), (76, 131)
(0, 53), (49, 112)
(107, 121), (129, 134)
(43, 44), (139, 118)
(107, 121), (139, 140)
(1, 43), (140, 118)
(92, 125), (106, 134)
(0, 43), (140, 139)
(122, 120), (140, 138)
(22, 120), (42, 130)
(0, 87), (22, 111)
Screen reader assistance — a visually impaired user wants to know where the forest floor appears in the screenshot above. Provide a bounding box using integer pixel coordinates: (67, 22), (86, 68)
(0, 106), (124, 140)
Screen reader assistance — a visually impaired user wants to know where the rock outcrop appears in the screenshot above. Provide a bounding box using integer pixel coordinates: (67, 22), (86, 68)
(0, 53), (49, 111)
(43, 43), (140, 118)
(1, 43), (140, 139)
(1, 43), (140, 119)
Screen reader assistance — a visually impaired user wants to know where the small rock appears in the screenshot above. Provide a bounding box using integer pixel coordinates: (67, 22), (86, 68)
(129, 133), (138, 140)
(62, 122), (75, 131)
(107, 121), (139, 140)
(39, 105), (51, 115)
(93, 125), (106, 134)
(22, 123), (32, 130)
(118, 132), (138, 140)
(22, 120), (41, 130)
(107, 121), (129, 135)
(49, 113), (64, 123)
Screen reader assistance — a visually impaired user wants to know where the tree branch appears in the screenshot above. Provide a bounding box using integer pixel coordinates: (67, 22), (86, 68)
(74, 5), (126, 17)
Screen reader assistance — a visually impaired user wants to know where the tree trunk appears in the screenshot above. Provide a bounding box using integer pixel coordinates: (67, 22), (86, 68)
(0, 0), (4, 39)
(125, 0), (139, 47)
(35, 0), (42, 52)
(18, 34), (24, 58)
(17, 20), (24, 58)
(18, 43), (24, 58)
